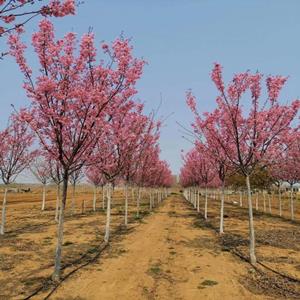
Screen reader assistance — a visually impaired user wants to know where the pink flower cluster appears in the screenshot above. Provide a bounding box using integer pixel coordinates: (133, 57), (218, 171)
(266, 76), (287, 104)
(0, 1), (75, 37)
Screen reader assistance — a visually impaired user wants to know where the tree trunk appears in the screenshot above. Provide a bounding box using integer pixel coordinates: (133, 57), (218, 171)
(0, 187), (8, 235)
(52, 173), (69, 282)
(136, 187), (140, 218)
(131, 187), (135, 206)
(41, 184), (46, 211)
(81, 200), (84, 214)
(55, 184), (60, 222)
(278, 187), (282, 217)
(263, 191), (266, 212)
(149, 190), (153, 211)
(102, 186), (105, 210)
(220, 183), (225, 234)
(204, 187), (208, 220)
(93, 185), (97, 212)
(71, 183), (76, 215)
(271, 192), (274, 214)
(125, 184), (128, 226)
(197, 189), (200, 212)
(239, 191), (243, 207)
(268, 193), (272, 214)
(255, 192), (258, 211)
(290, 187), (294, 221)
(104, 183), (112, 243)
(246, 175), (256, 264)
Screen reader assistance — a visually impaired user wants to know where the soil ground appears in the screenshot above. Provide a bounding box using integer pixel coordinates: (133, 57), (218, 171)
(47, 193), (261, 300)
(0, 188), (299, 299)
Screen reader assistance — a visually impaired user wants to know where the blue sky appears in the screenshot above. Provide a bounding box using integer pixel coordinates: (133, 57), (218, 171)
(1, 0), (300, 176)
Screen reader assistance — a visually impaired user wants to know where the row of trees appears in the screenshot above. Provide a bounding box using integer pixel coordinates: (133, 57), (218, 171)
(0, 15), (173, 282)
(180, 64), (299, 264)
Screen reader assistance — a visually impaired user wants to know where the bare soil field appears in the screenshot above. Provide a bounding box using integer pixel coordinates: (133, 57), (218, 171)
(0, 186), (153, 299)
(193, 191), (300, 299)
(0, 189), (299, 299)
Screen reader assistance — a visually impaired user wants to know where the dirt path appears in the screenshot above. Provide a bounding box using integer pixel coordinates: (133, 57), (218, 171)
(49, 194), (261, 300)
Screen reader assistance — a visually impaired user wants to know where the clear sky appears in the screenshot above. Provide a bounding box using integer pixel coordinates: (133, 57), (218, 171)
(1, 0), (300, 176)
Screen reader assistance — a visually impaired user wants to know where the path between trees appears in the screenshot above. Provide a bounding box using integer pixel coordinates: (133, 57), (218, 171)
(50, 194), (261, 300)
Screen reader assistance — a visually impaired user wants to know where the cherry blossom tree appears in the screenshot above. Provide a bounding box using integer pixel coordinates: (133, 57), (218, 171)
(186, 63), (299, 264)
(69, 167), (83, 214)
(183, 97), (234, 233)
(85, 166), (105, 212)
(195, 141), (230, 233)
(271, 131), (300, 220)
(89, 103), (147, 242)
(283, 135), (300, 221)
(48, 158), (61, 222)
(134, 145), (159, 213)
(180, 147), (215, 218)
(121, 111), (161, 222)
(30, 155), (51, 211)
(130, 123), (161, 216)
(9, 19), (145, 280)
(145, 159), (173, 201)
(0, 116), (35, 234)
(115, 108), (149, 225)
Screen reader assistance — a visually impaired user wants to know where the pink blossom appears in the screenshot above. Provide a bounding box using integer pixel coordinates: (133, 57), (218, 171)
(266, 75), (287, 103)
(211, 63), (224, 93)
(186, 91), (197, 113)
(3, 15), (15, 23)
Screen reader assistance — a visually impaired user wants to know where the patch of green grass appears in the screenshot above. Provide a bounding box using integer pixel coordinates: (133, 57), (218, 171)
(87, 247), (98, 254)
(22, 276), (46, 287)
(200, 279), (218, 287)
(193, 220), (203, 228)
(147, 263), (162, 277)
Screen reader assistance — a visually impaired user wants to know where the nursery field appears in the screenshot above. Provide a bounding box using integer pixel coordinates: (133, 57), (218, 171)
(1, 1), (300, 300)
(0, 186), (156, 299)
(0, 190), (299, 299)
